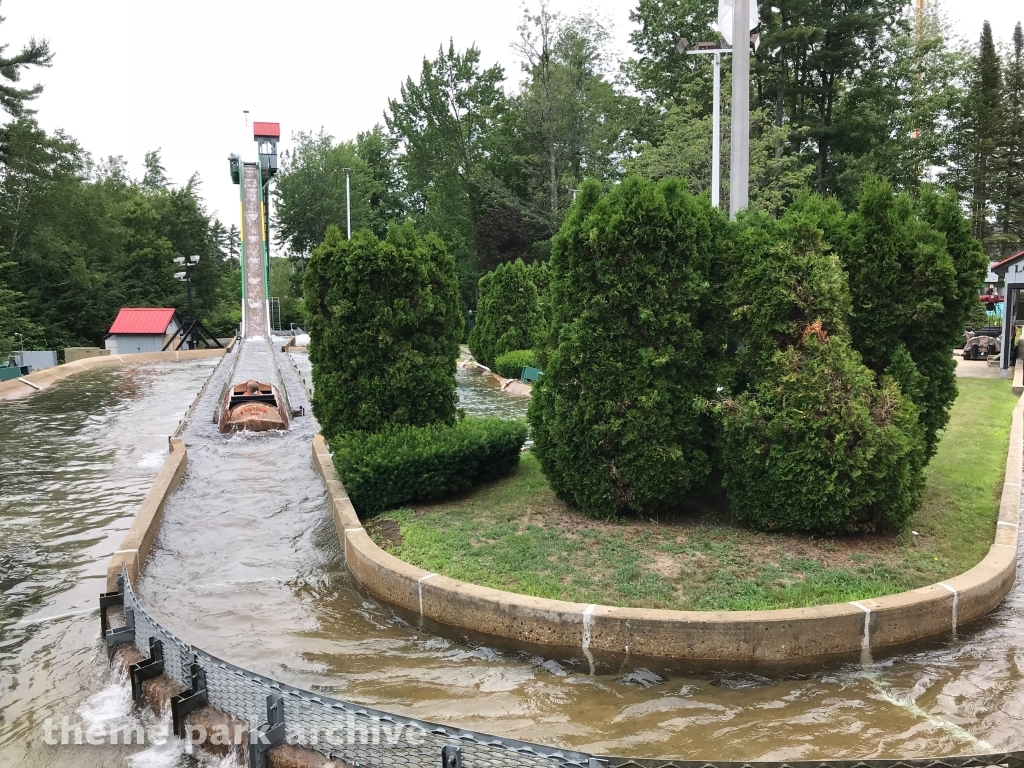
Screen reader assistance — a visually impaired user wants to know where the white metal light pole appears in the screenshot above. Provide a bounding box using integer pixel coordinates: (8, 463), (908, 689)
(712, 52), (722, 209)
(343, 167), (351, 240)
(729, 0), (752, 219)
(680, 40), (729, 209)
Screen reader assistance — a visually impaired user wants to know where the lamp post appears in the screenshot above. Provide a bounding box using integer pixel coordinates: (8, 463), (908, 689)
(342, 167), (351, 240)
(678, 39), (729, 209)
(173, 255), (200, 349)
(678, 3), (759, 218)
(15, 332), (23, 368)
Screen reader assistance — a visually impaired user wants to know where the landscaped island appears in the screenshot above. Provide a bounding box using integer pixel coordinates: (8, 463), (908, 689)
(366, 378), (1017, 611)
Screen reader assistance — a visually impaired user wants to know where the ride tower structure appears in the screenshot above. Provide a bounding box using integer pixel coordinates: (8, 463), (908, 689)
(229, 121), (279, 339)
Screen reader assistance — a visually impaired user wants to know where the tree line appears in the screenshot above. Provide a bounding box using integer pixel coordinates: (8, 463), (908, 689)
(2, 1), (1021, 361)
(274, 1), (1024, 321)
(0, 15), (241, 360)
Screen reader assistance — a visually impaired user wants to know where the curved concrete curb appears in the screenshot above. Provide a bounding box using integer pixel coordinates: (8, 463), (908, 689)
(0, 348), (226, 401)
(312, 394), (1022, 660)
(459, 360), (532, 397)
(106, 437), (187, 591)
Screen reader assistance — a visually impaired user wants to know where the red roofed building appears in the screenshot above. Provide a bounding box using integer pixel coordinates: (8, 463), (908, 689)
(104, 308), (181, 354)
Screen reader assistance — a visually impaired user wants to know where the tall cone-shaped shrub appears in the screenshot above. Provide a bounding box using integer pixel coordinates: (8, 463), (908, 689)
(841, 179), (986, 457)
(468, 258), (544, 367)
(722, 211), (925, 534)
(303, 222), (462, 440)
(529, 177), (726, 519)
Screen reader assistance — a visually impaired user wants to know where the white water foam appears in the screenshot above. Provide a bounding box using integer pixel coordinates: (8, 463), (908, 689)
(137, 450), (167, 469)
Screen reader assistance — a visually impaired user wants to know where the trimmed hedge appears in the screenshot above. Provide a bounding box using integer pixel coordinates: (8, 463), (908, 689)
(493, 349), (538, 380)
(720, 335), (925, 534)
(331, 417), (529, 516)
(468, 258), (545, 367)
(529, 176), (728, 519)
(303, 222), (462, 441)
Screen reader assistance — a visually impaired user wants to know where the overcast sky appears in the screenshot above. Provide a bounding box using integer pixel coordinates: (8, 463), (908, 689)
(3, 0), (1022, 255)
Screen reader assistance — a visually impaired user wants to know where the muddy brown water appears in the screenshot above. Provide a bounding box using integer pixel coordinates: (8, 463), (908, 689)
(3, 346), (1023, 766)
(0, 359), (228, 767)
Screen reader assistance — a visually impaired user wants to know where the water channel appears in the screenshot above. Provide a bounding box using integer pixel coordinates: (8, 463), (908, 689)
(2, 348), (1022, 767)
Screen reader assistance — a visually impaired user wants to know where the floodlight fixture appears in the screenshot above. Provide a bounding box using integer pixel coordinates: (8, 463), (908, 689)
(676, 38), (689, 53)
(173, 256), (185, 264)
(174, 271), (186, 280)
(190, 255), (200, 263)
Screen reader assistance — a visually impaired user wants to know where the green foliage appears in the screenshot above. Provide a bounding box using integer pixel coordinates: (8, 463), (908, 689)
(268, 258), (305, 330)
(0, 257), (41, 359)
(0, 119), (240, 351)
(493, 349), (538, 380)
(728, 206), (853, 383)
(623, 0), (717, 109)
(304, 222), (462, 441)
(0, 14), (52, 116)
(842, 178), (987, 456)
(331, 417), (529, 516)
(468, 258), (544, 367)
(529, 176), (726, 519)
(959, 22), (1004, 248)
(272, 130), (374, 256)
(386, 41), (507, 311)
(721, 334), (925, 534)
(629, 104), (813, 215)
(482, 5), (637, 237)
(723, 203), (926, 534)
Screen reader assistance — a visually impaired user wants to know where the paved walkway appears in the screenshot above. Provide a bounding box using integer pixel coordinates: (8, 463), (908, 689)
(953, 351), (1013, 379)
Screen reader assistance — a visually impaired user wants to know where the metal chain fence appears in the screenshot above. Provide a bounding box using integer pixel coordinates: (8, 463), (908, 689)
(108, 570), (1024, 768)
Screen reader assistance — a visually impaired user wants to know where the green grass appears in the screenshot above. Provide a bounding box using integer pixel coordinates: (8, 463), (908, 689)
(368, 379), (1019, 611)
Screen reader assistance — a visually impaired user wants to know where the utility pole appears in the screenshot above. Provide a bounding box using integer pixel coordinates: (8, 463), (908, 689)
(343, 168), (351, 240)
(730, 0), (751, 219)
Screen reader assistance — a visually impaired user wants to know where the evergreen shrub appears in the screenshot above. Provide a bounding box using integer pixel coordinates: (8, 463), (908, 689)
(529, 177), (727, 519)
(839, 180), (987, 457)
(722, 207), (925, 534)
(468, 258), (544, 367)
(493, 349), (538, 380)
(303, 222), (463, 441)
(720, 335), (925, 533)
(332, 417), (529, 515)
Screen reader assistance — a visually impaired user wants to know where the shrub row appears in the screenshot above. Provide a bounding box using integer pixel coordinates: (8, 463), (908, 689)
(331, 417), (529, 516)
(530, 175), (982, 533)
(493, 349), (538, 380)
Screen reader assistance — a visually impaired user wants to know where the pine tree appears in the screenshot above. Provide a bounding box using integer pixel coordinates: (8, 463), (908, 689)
(995, 23), (1024, 255)
(959, 23), (1004, 249)
(0, 6), (52, 117)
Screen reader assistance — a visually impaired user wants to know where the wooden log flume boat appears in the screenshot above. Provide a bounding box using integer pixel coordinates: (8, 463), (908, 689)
(219, 380), (289, 433)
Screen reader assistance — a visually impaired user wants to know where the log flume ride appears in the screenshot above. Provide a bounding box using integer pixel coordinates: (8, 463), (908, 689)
(218, 379), (289, 432)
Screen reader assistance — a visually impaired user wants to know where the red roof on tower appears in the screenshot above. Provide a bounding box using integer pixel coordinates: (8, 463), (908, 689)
(107, 308), (178, 335)
(253, 122), (280, 139)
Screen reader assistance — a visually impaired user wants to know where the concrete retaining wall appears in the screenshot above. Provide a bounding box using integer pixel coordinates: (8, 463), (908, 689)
(106, 437), (188, 591)
(0, 347), (226, 401)
(311, 393), (1023, 661)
